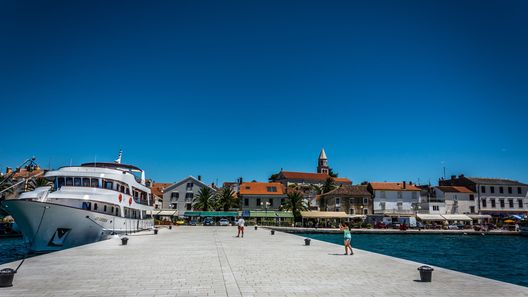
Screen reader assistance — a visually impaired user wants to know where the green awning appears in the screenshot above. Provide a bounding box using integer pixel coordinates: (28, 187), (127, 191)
(184, 211), (239, 217)
(249, 211), (294, 218)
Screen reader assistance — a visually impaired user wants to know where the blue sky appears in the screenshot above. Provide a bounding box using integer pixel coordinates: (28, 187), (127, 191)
(0, 0), (526, 185)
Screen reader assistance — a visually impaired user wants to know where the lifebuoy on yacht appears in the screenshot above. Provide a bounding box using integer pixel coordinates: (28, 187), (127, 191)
(128, 197), (132, 205)
(118, 194), (123, 202)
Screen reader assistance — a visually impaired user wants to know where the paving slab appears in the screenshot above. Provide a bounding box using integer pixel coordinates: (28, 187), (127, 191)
(1, 226), (527, 297)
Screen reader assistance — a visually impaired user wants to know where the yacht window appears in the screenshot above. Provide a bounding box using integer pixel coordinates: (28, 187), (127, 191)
(94, 203), (98, 211)
(104, 180), (113, 190)
(74, 178), (81, 186)
(66, 177), (73, 186)
(58, 177), (65, 188)
(121, 185), (125, 193)
(125, 187), (130, 195)
(115, 208), (119, 216)
(111, 206), (114, 213)
(91, 178), (98, 188)
(104, 205), (107, 212)
(82, 178), (90, 187)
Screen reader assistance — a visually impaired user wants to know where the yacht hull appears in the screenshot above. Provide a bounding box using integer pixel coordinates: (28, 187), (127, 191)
(1, 199), (153, 252)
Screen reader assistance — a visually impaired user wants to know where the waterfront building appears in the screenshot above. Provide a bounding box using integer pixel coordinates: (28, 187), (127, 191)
(368, 181), (421, 215)
(439, 175), (528, 218)
(320, 185), (373, 215)
(151, 182), (171, 209)
(239, 181), (287, 211)
(434, 186), (476, 214)
(163, 176), (216, 214)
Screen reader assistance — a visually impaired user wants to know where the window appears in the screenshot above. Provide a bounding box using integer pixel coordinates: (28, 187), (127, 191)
(74, 178), (81, 186)
(267, 186), (277, 192)
(244, 198), (249, 206)
(349, 208), (355, 214)
(363, 208), (368, 215)
(335, 207), (340, 212)
(336, 198), (340, 205)
(58, 177), (65, 187)
(508, 199), (514, 208)
(499, 199), (505, 208)
(482, 199), (487, 208)
(490, 186), (495, 194)
(469, 194), (474, 201)
(518, 199), (523, 208)
(66, 177), (73, 186)
(171, 192), (179, 200)
(397, 201), (403, 210)
(432, 205), (439, 211)
(104, 205), (107, 212)
(491, 199), (496, 208)
(518, 187), (522, 195)
(481, 186), (486, 193)
(281, 198), (285, 205)
(186, 183), (193, 190)
(94, 203), (98, 211)
(115, 207), (119, 216)
(269, 198), (273, 206)
(508, 187), (512, 194)
(185, 193), (193, 199)
(91, 178), (98, 187)
(186, 203), (192, 211)
(363, 198), (368, 205)
(82, 178), (90, 187)
(111, 206), (114, 213)
(469, 206), (475, 213)
(104, 180), (113, 190)
(499, 187), (503, 194)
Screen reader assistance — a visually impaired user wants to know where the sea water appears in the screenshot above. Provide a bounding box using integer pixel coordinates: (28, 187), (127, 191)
(300, 233), (528, 287)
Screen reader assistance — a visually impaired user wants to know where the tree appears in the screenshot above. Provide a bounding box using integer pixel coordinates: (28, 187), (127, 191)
(193, 187), (215, 211)
(281, 189), (308, 222)
(27, 177), (52, 191)
(268, 173), (280, 182)
(216, 187), (237, 211)
(328, 168), (338, 178)
(320, 177), (337, 211)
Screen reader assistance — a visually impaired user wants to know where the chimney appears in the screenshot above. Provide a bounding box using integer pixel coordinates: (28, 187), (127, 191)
(198, 175), (202, 181)
(459, 174), (464, 178)
(409, 181), (413, 185)
(403, 181), (406, 189)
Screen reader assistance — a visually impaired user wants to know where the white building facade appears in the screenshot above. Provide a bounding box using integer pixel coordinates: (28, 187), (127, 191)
(370, 182), (420, 215)
(162, 176), (216, 215)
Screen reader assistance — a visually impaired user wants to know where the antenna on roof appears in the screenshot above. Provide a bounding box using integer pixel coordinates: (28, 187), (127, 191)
(115, 149), (122, 164)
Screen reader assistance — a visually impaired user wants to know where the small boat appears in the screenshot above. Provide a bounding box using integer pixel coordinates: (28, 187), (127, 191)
(1, 154), (154, 252)
(520, 220), (528, 236)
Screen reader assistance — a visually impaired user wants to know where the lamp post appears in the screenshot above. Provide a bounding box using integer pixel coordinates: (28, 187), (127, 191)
(261, 201), (270, 226)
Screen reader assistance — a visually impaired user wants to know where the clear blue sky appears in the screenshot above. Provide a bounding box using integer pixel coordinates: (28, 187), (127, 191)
(1, 0), (526, 185)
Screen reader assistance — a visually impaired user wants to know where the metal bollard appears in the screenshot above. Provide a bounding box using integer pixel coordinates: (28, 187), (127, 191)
(304, 238), (311, 246)
(417, 266), (434, 282)
(271, 230), (275, 235)
(0, 268), (15, 287)
(254, 226), (258, 230)
(121, 237), (129, 245)
(154, 229), (159, 235)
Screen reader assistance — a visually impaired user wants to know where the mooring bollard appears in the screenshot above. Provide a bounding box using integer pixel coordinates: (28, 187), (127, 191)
(154, 229), (159, 235)
(271, 230), (275, 235)
(0, 268), (15, 287)
(417, 265), (434, 282)
(304, 238), (311, 246)
(121, 237), (129, 246)
(169, 225), (172, 230)
(254, 225), (258, 230)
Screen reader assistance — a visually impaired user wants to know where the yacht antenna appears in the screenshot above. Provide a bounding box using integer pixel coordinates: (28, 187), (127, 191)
(115, 149), (122, 164)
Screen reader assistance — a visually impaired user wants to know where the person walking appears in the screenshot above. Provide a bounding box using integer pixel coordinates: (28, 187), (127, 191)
(340, 222), (353, 255)
(236, 216), (245, 238)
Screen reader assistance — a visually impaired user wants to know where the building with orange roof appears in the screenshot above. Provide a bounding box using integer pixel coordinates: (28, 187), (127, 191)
(150, 182), (171, 209)
(368, 181), (420, 215)
(239, 182), (287, 211)
(431, 186), (476, 215)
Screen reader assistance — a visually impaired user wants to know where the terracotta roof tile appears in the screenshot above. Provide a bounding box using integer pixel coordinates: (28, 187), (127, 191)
(370, 182), (420, 191)
(151, 183), (171, 197)
(239, 182), (286, 195)
(436, 186), (474, 193)
(322, 185), (371, 197)
(279, 171), (351, 183)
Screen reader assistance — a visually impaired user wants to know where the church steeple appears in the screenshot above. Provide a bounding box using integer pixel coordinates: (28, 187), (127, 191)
(317, 148), (329, 174)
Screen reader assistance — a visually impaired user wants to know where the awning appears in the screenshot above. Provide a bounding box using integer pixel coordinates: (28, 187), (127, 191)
(249, 211), (293, 218)
(466, 214), (492, 219)
(348, 215), (366, 219)
(417, 214), (446, 221)
(158, 210), (178, 216)
(442, 214), (472, 221)
(300, 211), (349, 218)
(184, 211), (239, 217)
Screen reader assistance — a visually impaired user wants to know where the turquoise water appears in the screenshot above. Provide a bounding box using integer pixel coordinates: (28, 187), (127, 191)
(300, 233), (528, 287)
(0, 237), (30, 265)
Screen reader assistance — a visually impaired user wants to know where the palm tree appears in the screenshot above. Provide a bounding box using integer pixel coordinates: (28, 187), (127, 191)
(26, 177), (52, 191)
(216, 187), (237, 211)
(281, 189), (308, 222)
(193, 187), (215, 211)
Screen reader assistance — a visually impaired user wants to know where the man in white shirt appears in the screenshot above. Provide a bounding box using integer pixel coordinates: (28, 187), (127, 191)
(236, 216), (245, 238)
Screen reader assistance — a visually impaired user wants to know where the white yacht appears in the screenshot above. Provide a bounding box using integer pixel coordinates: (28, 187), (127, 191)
(1, 156), (154, 252)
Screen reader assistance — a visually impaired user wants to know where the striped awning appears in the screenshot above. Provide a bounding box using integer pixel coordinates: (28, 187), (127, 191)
(416, 214), (446, 221)
(184, 211), (239, 217)
(147, 210), (178, 216)
(466, 214), (492, 219)
(442, 214), (472, 221)
(249, 211), (293, 218)
(300, 211), (349, 218)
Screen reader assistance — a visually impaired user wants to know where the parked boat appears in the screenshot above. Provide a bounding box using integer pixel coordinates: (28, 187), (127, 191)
(520, 220), (528, 236)
(1, 157), (154, 252)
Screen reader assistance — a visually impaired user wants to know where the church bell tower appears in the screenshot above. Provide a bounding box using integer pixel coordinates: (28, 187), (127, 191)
(317, 148), (329, 174)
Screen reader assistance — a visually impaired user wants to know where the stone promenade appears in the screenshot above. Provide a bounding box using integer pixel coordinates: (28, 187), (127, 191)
(1, 226), (527, 297)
